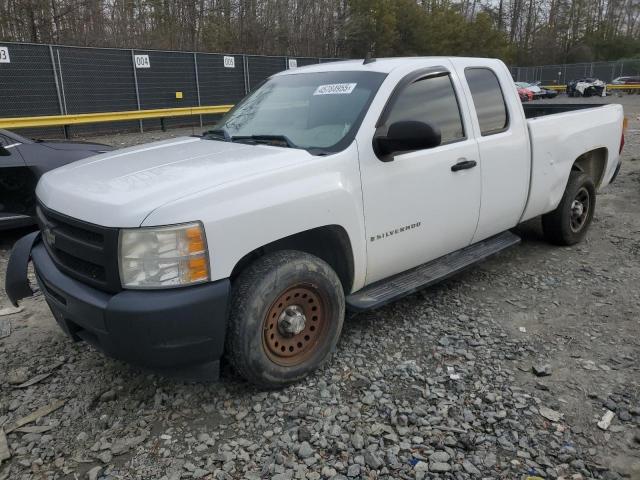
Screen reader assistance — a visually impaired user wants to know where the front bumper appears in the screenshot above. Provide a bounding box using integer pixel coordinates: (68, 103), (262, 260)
(5, 234), (230, 374)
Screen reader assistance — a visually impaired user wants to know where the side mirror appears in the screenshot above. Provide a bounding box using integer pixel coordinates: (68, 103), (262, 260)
(373, 121), (441, 160)
(0, 145), (11, 156)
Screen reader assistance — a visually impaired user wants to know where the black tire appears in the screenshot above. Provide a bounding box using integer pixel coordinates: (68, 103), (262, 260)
(542, 170), (596, 246)
(225, 250), (345, 388)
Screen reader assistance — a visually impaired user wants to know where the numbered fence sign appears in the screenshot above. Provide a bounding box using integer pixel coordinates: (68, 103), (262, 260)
(288, 59), (298, 69)
(224, 56), (235, 68)
(134, 55), (150, 69)
(0, 47), (10, 63)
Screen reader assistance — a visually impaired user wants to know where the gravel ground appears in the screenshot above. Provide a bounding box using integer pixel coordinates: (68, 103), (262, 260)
(1, 95), (639, 480)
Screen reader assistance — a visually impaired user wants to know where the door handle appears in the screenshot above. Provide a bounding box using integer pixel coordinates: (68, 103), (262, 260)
(451, 159), (477, 172)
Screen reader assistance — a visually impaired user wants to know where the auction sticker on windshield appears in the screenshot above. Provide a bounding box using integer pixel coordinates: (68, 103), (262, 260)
(314, 83), (357, 95)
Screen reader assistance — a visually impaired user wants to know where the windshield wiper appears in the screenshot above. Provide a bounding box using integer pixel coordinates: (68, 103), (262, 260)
(203, 127), (232, 141)
(203, 131), (299, 149)
(231, 134), (298, 149)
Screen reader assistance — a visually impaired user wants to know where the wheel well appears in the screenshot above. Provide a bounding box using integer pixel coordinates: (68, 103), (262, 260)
(571, 147), (607, 188)
(0, 167), (38, 215)
(230, 225), (355, 293)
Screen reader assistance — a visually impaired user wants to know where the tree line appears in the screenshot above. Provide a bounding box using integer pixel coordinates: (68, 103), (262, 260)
(0, 0), (639, 66)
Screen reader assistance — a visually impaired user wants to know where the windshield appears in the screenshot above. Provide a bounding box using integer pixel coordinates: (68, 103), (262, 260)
(209, 71), (387, 154)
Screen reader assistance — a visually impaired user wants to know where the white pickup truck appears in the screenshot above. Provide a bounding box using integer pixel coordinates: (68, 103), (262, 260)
(6, 57), (625, 387)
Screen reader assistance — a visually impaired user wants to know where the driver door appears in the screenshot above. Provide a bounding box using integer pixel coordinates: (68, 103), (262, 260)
(359, 70), (482, 284)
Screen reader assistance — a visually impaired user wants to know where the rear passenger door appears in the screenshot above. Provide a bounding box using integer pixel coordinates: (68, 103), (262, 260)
(453, 61), (530, 242)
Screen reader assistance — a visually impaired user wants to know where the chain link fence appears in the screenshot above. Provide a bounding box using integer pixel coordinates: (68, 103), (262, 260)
(0, 41), (340, 138)
(511, 60), (640, 85)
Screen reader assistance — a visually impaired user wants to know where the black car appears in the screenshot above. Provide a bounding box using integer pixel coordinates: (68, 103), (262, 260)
(0, 129), (113, 230)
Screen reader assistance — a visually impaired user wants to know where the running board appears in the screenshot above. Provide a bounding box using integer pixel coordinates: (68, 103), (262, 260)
(346, 231), (521, 311)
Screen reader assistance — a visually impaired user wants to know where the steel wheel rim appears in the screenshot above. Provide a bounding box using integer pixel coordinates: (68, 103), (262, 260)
(262, 284), (329, 367)
(570, 186), (590, 233)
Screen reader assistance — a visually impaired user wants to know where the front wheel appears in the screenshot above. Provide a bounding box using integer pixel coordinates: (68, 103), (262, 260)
(542, 170), (596, 245)
(225, 250), (345, 388)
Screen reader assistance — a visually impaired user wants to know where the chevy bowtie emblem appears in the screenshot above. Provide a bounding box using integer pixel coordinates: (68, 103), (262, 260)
(43, 227), (56, 246)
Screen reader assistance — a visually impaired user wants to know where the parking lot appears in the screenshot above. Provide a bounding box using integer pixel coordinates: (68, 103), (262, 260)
(1, 94), (639, 480)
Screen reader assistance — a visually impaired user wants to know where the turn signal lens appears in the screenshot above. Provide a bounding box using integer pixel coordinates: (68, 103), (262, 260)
(188, 256), (209, 282)
(119, 222), (210, 289)
(186, 226), (206, 253)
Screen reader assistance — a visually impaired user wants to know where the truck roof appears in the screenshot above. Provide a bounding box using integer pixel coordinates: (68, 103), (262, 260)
(276, 57), (503, 75)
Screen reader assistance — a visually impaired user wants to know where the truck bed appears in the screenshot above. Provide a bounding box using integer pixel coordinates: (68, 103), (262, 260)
(520, 102), (624, 222)
(523, 103), (607, 119)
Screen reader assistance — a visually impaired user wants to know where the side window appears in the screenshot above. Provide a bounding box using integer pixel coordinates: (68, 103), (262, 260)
(386, 74), (465, 144)
(464, 68), (509, 135)
(0, 135), (9, 147)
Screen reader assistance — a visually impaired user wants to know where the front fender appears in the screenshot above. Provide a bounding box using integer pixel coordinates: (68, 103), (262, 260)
(142, 144), (368, 291)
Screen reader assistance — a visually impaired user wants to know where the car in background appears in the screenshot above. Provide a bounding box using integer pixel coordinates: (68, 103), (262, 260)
(530, 81), (559, 98)
(516, 81), (542, 99)
(567, 78), (606, 97)
(611, 76), (640, 85)
(0, 129), (113, 230)
(517, 86), (533, 102)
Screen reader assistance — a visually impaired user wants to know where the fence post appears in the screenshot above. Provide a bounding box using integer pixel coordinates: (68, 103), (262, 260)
(130, 49), (143, 133)
(193, 52), (203, 127)
(55, 49), (69, 138)
(49, 46), (64, 117)
(243, 55), (250, 94)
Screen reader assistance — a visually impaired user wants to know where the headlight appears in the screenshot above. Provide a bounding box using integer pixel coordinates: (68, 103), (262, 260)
(118, 222), (209, 289)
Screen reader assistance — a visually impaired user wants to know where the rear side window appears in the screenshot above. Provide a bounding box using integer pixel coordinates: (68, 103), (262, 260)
(465, 68), (508, 135)
(386, 74), (465, 144)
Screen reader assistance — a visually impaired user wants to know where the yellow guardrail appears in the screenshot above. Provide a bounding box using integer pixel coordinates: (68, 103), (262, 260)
(542, 84), (640, 91)
(0, 105), (234, 129)
(606, 84), (640, 90)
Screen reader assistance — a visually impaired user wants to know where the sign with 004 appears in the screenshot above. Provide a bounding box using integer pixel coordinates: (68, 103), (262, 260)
(134, 54), (150, 69)
(0, 47), (10, 63)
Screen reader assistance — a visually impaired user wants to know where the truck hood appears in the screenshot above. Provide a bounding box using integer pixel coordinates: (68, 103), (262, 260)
(36, 136), (311, 227)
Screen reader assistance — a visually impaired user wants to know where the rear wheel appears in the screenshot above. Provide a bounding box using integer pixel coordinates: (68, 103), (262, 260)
(226, 250), (345, 387)
(542, 170), (596, 245)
